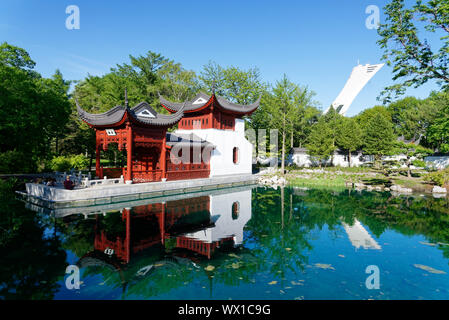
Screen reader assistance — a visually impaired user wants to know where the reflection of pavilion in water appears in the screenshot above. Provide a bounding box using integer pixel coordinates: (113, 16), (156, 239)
(86, 188), (252, 264)
(341, 219), (381, 250)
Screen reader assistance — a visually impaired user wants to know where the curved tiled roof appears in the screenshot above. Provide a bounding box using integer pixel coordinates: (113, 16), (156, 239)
(77, 102), (126, 126)
(215, 95), (261, 114)
(160, 92), (260, 115)
(76, 99), (185, 127)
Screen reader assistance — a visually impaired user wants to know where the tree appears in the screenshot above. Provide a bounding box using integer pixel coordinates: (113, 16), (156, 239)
(387, 96), (441, 143)
(363, 113), (396, 168)
(321, 107), (343, 165)
(306, 118), (336, 167)
(336, 117), (363, 167)
(378, 0), (449, 102)
(269, 75), (312, 173)
(425, 90), (449, 151)
(199, 61), (265, 105)
(355, 105), (391, 132)
(0, 42), (71, 172)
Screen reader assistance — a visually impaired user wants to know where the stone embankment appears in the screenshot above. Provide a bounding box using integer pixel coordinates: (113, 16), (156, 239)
(257, 175), (287, 188)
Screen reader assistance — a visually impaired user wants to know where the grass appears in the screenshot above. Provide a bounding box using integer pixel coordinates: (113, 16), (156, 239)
(288, 176), (347, 188)
(281, 166), (434, 192)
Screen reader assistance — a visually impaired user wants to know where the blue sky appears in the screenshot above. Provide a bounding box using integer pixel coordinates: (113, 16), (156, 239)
(0, 0), (440, 116)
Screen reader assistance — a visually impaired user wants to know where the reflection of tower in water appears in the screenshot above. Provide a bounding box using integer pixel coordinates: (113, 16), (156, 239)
(341, 219), (381, 250)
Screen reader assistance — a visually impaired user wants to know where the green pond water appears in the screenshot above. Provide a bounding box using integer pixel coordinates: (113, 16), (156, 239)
(2, 185), (449, 300)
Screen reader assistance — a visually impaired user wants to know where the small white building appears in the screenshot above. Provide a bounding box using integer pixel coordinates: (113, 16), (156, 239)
(424, 155), (449, 169)
(182, 188), (252, 246)
(288, 148), (373, 168)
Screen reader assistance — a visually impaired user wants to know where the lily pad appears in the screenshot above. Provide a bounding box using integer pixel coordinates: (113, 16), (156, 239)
(413, 264), (446, 274)
(205, 265), (215, 272)
(268, 281), (277, 285)
(314, 263), (335, 270)
(419, 241), (436, 247)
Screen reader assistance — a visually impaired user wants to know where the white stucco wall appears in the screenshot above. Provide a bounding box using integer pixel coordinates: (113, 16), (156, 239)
(175, 119), (253, 176)
(288, 152), (370, 167)
(182, 189), (252, 245)
(425, 156), (449, 169)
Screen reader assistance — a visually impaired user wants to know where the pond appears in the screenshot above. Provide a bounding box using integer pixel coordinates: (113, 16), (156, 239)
(2, 185), (449, 300)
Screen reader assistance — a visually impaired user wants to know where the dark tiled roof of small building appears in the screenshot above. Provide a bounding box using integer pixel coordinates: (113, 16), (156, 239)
(159, 92), (260, 115)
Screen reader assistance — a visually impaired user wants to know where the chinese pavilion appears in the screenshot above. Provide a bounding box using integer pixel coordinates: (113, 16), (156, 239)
(76, 93), (213, 183)
(77, 90), (260, 183)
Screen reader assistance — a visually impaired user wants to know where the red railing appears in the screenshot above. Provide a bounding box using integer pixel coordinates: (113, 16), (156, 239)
(100, 167), (124, 179)
(166, 161), (210, 181)
(132, 170), (162, 183)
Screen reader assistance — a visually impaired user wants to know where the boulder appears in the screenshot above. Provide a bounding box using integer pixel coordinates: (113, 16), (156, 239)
(432, 186), (447, 194)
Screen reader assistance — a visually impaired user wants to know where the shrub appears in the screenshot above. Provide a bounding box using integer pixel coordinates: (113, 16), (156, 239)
(412, 159), (426, 167)
(49, 155), (89, 172)
(49, 156), (72, 172)
(424, 168), (449, 187)
(69, 154), (89, 170)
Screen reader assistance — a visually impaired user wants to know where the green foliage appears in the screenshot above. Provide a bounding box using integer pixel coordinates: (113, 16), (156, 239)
(426, 91), (449, 152)
(424, 168), (449, 186)
(362, 113), (396, 163)
(74, 51), (197, 115)
(377, 0), (449, 102)
(387, 96), (441, 141)
(49, 154), (89, 172)
(306, 118), (336, 165)
(355, 106), (391, 131)
(199, 61), (265, 105)
(0, 42), (71, 171)
(336, 117), (362, 153)
(0, 150), (36, 174)
(412, 159), (426, 167)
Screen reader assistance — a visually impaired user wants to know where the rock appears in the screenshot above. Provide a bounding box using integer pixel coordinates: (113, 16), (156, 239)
(432, 186), (447, 194)
(258, 174), (287, 188)
(390, 185), (413, 194)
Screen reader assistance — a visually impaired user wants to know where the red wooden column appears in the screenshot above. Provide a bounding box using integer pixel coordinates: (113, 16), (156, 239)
(124, 208), (131, 263)
(126, 123), (133, 183)
(96, 147), (101, 178)
(159, 202), (165, 245)
(160, 136), (167, 181)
